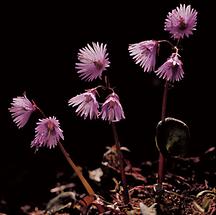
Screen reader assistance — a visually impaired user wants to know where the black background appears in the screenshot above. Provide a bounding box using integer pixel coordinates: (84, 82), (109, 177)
(1, 0), (214, 213)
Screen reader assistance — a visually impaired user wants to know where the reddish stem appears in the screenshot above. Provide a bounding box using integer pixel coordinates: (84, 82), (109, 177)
(111, 123), (129, 205)
(161, 81), (169, 121)
(157, 81), (169, 188)
(103, 75), (129, 204)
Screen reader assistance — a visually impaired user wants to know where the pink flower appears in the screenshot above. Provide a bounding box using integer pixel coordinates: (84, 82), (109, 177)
(68, 89), (99, 119)
(155, 53), (184, 82)
(164, 4), (197, 39)
(9, 93), (36, 128)
(76, 42), (110, 81)
(31, 116), (64, 149)
(101, 92), (125, 122)
(128, 40), (158, 72)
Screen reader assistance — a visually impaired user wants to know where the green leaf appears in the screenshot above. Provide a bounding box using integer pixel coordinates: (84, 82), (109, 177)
(155, 117), (190, 157)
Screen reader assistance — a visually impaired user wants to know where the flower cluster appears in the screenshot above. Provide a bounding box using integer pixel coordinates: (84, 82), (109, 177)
(69, 88), (125, 122)
(8, 41), (125, 152)
(128, 4), (197, 83)
(69, 42), (125, 122)
(9, 93), (64, 149)
(8, 4), (197, 152)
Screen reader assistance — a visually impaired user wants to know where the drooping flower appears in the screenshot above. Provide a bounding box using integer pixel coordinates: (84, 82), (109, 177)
(76, 42), (110, 81)
(101, 92), (125, 122)
(155, 53), (184, 82)
(9, 93), (36, 128)
(128, 40), (159, 72)
(164, 4), (197, 39)
(68, 89), (99, 119)
(31, 116), (64, 149)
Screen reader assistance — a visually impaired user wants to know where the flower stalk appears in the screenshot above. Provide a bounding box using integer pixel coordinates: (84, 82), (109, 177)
(57, 141), (95, 195)
(34, 102), (95, 196)
(104, 75), (129, 205)
(157, 80), (169, 189)
(111, 123), (129, 204)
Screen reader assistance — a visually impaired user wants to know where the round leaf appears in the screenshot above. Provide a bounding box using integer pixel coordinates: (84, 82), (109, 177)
(156, 117), (190, 157)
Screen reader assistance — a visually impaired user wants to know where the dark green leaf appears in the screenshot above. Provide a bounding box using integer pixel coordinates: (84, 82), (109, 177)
(155, 117), (190, 157)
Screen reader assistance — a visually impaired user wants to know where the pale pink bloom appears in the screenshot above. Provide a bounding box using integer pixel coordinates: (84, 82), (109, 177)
(128, 40), (158, 72)
(165, 4), (197, 39)
(9, 93), (36, 128)
(68, 89), (99, 119)
(31, 116), (64, 149)
(155, 53), (184, 82)
(76, 42), (110, 81)
(101, 92), (125, 122)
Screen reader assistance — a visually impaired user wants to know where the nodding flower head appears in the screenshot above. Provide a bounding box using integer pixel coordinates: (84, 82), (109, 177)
(164, 4), (197, 39)
(31, 116), (64, 149)
(129, 40), (159, 72)
(68, 89), (99, 120)
(155, 53), (184, 82)
(9, 93), (36, 128)
(101, 92), (125, 122)
(76, 42), (110, 82)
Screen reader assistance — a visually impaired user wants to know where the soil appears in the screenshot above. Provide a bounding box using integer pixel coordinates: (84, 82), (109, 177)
(1, 145), (215, 215)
